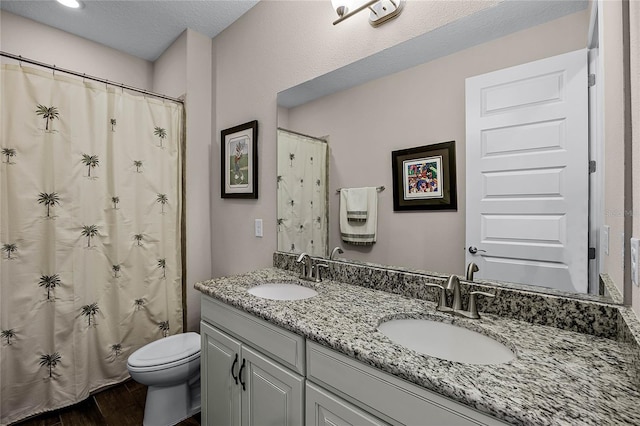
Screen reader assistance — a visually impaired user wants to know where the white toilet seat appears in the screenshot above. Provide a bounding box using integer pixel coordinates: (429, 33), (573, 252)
(128, 351), (200, 373)
(127, 332), (200, 372)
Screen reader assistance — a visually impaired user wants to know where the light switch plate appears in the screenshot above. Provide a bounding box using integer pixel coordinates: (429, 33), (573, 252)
(603, 225), (610, 256)
(255, 219), (263, 238)
(632, 238), (640, 287)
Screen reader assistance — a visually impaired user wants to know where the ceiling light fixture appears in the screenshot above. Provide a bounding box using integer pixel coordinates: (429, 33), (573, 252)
(331, 0), (404, 26)
(56, 0), (83, 9)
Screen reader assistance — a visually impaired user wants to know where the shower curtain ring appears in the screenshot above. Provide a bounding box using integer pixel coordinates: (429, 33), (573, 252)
(121, 83), (124, 94)
(53, 65), (56, 76)
(83, 73), (86, 83)
(18, 55), (22, 67)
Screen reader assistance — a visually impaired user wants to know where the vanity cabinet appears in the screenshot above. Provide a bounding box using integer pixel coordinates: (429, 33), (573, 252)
(201, 297), (305, 426)
(307, 342), (507, 426)
(201, 294), (505, 426)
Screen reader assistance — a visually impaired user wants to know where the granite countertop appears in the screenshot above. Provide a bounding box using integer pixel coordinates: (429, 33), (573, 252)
(195, 267), (640, 426)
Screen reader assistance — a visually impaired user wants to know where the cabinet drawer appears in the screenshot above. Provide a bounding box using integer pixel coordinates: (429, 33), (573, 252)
(306, 382), (389, 426)
(202, 296), (305, 375)
(307, 342), (507, 426)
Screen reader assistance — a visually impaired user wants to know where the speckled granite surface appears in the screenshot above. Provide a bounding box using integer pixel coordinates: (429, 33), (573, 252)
(600, 273), (624, 304)
(195, 267), (640, 426)
(273, 252), (621, 339)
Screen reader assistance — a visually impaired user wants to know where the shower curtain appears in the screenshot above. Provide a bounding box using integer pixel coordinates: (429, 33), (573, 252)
(0, 65), (184, 424)
(277, 129), (328, 257)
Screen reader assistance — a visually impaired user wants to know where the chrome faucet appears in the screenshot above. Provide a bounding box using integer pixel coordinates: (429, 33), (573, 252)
(296, 253), (313, 279)
(436, 274), (495, 319)
(466, 262), (479, 281)
(330, 246), (344, 260)
(296, 253), (329, 282)
(446, 275), (463, 311)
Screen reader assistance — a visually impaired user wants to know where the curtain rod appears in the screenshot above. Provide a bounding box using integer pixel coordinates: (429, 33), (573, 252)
(277, 127), (328, 143)
(0, 51), (184, 104)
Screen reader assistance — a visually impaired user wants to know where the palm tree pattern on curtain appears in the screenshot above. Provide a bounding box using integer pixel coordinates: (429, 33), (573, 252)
(2, 148), (16, 164)
(156, 193), (168, 213)
(0, 65), (184, 425)
(81, 154), (99, 177)
(81, 224), (99, 248)
(39, 352), (62, 378)
(80, 303), (100, 327)
(2, 243), (17, 259)
(38, 274), (61, 301)
(1, 329), (16, 345)
(38, 192), (61, 218)
(157, 258), (166, 278)
(110, 343), (122, 357)
(35, 104), (59, 131)
(153, 126), (167, 148)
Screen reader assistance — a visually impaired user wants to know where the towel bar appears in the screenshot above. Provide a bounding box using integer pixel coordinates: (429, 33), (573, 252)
(336, 186), (385, 194)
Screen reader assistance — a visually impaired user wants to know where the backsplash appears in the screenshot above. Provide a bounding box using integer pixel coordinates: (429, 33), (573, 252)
(273, 251), (623, 340)
(618, 307), (640, 384)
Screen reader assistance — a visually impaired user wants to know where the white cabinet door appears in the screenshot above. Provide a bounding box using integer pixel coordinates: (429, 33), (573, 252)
(201, 321), (242, 426)
(306, 382), (388, 426)
(241, 345), (304, 426)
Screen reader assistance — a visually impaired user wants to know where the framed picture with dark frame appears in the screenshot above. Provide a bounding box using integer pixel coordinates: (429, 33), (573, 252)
(221, 120), (258, 199)
(391, 141), (457, 211)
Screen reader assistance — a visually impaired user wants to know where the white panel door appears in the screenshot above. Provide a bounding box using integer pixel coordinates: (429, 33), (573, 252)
(465, 49), (588, 293)
(241, 345), (304, 426)
(201, 321), (242, 426)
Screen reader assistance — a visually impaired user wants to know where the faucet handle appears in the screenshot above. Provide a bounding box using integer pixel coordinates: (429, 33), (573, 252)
(314, 263), (329, 282)
(424, 283), (448, 311)
(467, 291), (495, 319)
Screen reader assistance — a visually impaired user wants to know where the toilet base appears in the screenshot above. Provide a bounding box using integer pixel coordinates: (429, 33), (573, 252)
(143, 378), (201, 426)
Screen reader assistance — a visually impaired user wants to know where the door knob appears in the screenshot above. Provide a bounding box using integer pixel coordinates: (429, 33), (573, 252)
(468, 246), (486, 255)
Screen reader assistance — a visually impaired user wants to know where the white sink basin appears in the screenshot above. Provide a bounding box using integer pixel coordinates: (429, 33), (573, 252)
(378, 319), (515, 365)
(247, 283), (318, 301)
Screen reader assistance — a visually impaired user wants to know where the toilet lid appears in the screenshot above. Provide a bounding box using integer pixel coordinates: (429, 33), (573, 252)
(128, 332), (200, 368)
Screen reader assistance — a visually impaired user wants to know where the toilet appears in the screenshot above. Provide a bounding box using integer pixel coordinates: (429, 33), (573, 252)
(127, 332), (201, 426)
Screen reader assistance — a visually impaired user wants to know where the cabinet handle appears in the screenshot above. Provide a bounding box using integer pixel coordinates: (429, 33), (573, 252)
(231, 353), (239, 385)
(239, 358), (246, 391)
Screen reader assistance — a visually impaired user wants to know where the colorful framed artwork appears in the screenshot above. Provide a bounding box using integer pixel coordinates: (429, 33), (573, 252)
(391, 141), (457, 211)
(221, 120), (258, 199)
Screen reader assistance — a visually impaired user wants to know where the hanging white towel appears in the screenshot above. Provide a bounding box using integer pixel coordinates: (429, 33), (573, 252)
(343, 187), (369, 222)
(340, 187), (378, 245)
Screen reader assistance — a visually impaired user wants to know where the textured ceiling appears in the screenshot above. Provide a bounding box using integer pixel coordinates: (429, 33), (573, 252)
(0, 0), (259, 61)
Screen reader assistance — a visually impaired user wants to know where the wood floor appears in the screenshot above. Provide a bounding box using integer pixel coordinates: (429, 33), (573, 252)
(12, 379), (201, 426)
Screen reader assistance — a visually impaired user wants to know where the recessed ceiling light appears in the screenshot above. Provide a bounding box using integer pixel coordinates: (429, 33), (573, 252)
(56, 0), (83, 9)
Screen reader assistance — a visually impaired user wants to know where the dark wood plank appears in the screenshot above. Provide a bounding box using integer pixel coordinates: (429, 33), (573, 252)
(177, 413), (201, 426)
(12, 381), (198, 426)
(93, 385), (143, 426)
(123, 379), (145, 393)
(12, 410), (61, 426)
(58, 397), (106, 426)
(127, 382), (148, 410)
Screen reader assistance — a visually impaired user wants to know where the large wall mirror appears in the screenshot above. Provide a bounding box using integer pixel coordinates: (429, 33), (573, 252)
(277, 0), (627, 305)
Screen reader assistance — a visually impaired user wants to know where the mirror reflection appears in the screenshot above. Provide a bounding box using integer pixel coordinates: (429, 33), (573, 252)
(277, 1), (625, 304)
(276, 129), (329, 257)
